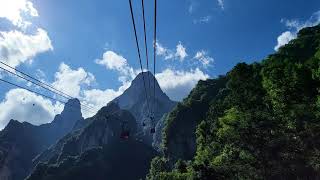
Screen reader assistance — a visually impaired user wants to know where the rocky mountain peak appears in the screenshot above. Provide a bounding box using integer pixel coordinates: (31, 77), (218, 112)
(112, 71), (177, 146)
(61, 98), (82, 117)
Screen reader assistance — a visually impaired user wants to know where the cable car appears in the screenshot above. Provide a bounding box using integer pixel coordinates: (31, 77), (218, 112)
(150, 127), (155, 134)
(120, 131), (130, 139)
(150, 115), (155, 134)
(120, 121), (130, 139)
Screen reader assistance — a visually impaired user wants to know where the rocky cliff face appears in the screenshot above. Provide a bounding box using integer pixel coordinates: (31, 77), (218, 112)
(33, 102), (137, 165)
(0, 99), (83, 180)
(29, 103), (157, 180)
(162, 78), (228, 161)
(152, 113), (168, 151)
(27, 140), (157, 180)
(113, 71), (176, 145)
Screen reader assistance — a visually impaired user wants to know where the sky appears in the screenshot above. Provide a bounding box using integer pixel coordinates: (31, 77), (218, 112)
(0, 0), (319, 129)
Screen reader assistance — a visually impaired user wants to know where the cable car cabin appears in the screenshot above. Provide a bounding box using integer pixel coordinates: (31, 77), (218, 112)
(120, 121), (130, 139)
(120, 131), (130, 139)
(150, 127), (155, 134)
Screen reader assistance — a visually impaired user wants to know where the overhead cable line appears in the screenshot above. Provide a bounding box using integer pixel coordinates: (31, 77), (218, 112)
(0, 78), (95, 114)
(153, 0), (157, 116)
(0, 61), (98, 112)
(141, 0), (152, 99)
(0, 65), (96, 113)
(0, 61), (98, 111)
(128, 0), (151, 113)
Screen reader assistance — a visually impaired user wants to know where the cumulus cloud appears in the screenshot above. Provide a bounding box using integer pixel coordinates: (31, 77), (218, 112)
(156, 42), (174, 60)
(95, 51), (136, 83)
(81, 82), (131, 117)
(156, 41), (188, 61)
(0, 28), (53, 68)
(51, 62), (131, 118)
(175, 42), (188, 61)
(0, 0), (38, 28)
(0, 0), (53, 69)
(156, 68), (209, 101)
(52, 63), (95, 98)
(274, 10), (320, 51)
(0, 88), (63, 130)
(274, 31), (296, 51)
(194, 50), (214, 66)
(95, 51), (128, 70)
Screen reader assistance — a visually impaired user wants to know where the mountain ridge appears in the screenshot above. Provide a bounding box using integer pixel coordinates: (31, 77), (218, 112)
(0, 98), (83, 180)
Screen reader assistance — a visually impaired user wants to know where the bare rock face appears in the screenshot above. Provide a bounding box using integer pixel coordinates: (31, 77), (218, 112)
(0, 99), (83, 180)
(113, 71), (176, 145)
(28, 103), (158, 180)
(33, 102), (137, 165)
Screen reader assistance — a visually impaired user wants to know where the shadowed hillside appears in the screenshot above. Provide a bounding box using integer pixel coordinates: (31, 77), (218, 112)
(0, 99), (83, 180)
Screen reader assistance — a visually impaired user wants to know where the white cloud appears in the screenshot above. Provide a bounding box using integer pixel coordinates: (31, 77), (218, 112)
(95, 51), (127, 70)
(156, 41), (174, 60)
(155, 42), (167, 56)
(194, 50), (214, 66)
(35, 69), (46, 81)
(217, 0), (224, 10)
(275, 10), (320, 51)
(0, 88), (63, 130)
(175, 42), (188, 61)
(81, 82), (130, 117)
(274, 31), (296, 51)
(52, 62), (130, 118)
(0, 0), (38, 28)
(193, 16), (212, 24)
(156, 41), (188, 61)
(52, 63), (95, 98)
(95, 50), (136, 83)
(156, 68), (209, 101)
(0, 28), (53, 68)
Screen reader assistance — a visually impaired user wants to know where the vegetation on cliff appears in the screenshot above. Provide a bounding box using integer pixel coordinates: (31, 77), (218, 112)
(148, 25), (320, 179)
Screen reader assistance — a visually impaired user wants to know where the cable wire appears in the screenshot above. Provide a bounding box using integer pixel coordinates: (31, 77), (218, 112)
(128, 0), (151, 114)
(152, 0), (157, 118)
(0, 78), (94, 114)
(0, 61), (98, 112)
(0, 65), (96, 113)
(141, 0), (152, 101)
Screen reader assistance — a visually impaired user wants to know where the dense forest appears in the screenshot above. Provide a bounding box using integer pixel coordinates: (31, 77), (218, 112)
(147, 25), (320, 179)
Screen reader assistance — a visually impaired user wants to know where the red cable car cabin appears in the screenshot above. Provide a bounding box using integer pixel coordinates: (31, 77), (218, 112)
(150, 127), (155, 134)
(120, 131), (130, 139)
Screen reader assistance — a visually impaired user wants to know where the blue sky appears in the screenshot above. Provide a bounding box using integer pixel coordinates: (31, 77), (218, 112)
(0, 0), (319, 129)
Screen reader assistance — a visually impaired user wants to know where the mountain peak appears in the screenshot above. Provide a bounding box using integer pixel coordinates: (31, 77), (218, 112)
(4, 119), (34, 130)
(112, 71), (176, 145)
(113, 71), (172, 109)
(4, 119), (21, 130)
(131, 71), (159, 91)
(50, 98), (83, 132)
(135, 71), (154, 79)
(63, 98), (81, 114)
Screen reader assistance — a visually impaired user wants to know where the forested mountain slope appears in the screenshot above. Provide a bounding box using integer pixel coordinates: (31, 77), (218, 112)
(148, 25), (320, 179)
